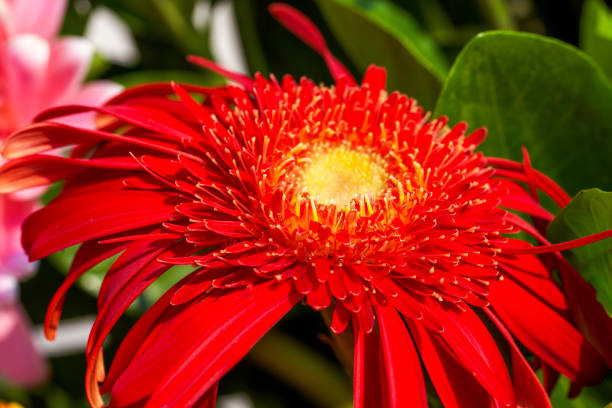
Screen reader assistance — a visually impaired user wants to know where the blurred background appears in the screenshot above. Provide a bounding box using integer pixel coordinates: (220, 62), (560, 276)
(1, 0), (612, 407)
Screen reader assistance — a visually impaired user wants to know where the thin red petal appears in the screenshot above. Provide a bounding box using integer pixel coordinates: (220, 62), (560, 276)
(376, 306), (427, 408)
(110, 281), (299, 408)
(557, 258), (612, 367)
(0, 154), (138, 193)
(489, 274), (609, 385)
(44, 240), (127, 340)
(485, 308), (552, 408)
(430, 302), (516, 406)
(22, 190), (180, 260)
(353, 317), (383, 408)
(407, 320), (491, 408)
(187, 55), (255, 89)
(84, 241), (192, 406)
(268, 3), (356, 85)
(502, 229), (612, 255)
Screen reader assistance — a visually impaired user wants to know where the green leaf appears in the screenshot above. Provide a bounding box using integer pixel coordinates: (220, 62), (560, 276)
(316, 0), (449, 109)
(547, 189), (612, 316)
(581, 0), (612, 81)
(435, 31), (612, 195)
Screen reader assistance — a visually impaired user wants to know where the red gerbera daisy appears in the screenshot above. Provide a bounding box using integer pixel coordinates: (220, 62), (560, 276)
(1, 4), (611, 408)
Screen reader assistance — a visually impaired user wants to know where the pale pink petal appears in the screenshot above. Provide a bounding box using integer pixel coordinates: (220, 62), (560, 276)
(42, 37), (94, 107)
(0, 275), (18, 305)
(0, 191), (38, 280)
(71, 80), (124, 106)
(0, 0), (11, 42)
(0, 303), (48, 387)
(11, 0), (67, 39)
(1, 34), (50, 128)
(54, 80), (123, 128)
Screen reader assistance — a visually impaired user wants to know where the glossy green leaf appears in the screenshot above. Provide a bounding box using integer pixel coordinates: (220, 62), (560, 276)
(435, 31), (612, 195)
(547, 189), (612, 316)
(581, 0), (612, 81)
(316, 0), (449, 109)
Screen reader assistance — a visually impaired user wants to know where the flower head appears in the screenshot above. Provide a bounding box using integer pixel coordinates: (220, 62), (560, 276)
(1, 4), (611, 407)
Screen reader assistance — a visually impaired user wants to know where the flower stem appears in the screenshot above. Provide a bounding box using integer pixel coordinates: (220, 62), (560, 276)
(476, 0), (515, 30)
(320, 308), (354, 378)
(248, 329), (353, 408)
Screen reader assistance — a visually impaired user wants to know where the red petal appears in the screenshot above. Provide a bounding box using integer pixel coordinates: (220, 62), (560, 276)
(194, 383), (218, 408)
(84, 241), (193, 406)
(97, 238), (175, 311)
(557, 258), (612, 367)
(268, 3), (356, 85)
(101, 278), (182, 394)
(103, 104), (201, 141)
(171, 82), (214, 125)
(353, 317), (383, 408)
(407, 320), (492, 408)
(497, 251), (567, 311)
(314, 257), (330, 283)
(376, 306), (427, 408)
(484, 308), (552, 408)
(306, 282), (332, 310)
(430, 302), (515, 406)
(489, 274), (609, 385)
(23, 190), (180, 260)
(0, 154), (138, 193)
(2, 122), (182, 159)
(330, 302), (350, 333)
(44, 240), (127, 340)
(110, 281), (299, 407)
(187, 55), (255, 89)
(497, 179), (554, 221)
(362, 66), (387, 95)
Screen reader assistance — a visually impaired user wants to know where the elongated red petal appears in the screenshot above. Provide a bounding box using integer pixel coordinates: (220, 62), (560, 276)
(101, 276), (183, 394)
(187, 55), (255, 89)
(22, 190), (180, 260)
(353, 317), (383, 408)
(45, 240), (127, 340)
(193, 382), (218, 408)
(503, 229), (612, 255)
(109, 281), (299, 407)
(489, 274), (608, 385)
(497, 250), (567, 311)
(0, 154), (138, 193)
(430, 302), (516, 406)
(376, 306), (427, 408)
(2, 122), (183, 159)
(269, 3), (355, 85)
(485, 308), (551, 408)
(97, 238), (175, 312)
(556, 258), (612, 367)
(85, 241), (192, 406)
(407, 320), (491, 408)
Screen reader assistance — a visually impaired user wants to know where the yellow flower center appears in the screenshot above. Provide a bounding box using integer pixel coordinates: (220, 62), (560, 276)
(299, 145), (387, 206)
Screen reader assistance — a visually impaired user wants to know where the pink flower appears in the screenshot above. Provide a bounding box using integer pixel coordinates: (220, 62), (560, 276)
(0, 0), (122, 387)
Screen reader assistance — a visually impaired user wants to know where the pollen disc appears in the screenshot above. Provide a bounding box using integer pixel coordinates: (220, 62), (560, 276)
(298, 144), (388, 206)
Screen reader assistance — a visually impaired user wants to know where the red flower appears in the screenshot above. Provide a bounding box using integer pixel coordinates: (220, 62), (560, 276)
(1, 4), (611, 408)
